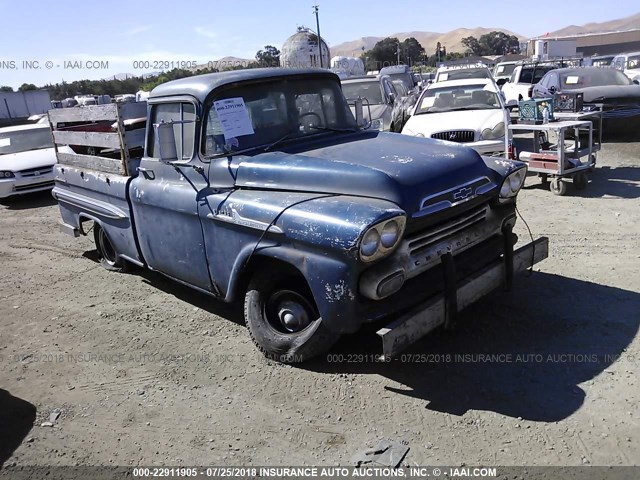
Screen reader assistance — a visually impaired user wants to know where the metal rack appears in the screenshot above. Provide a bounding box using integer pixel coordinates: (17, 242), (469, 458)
(506, 120), (596, 195)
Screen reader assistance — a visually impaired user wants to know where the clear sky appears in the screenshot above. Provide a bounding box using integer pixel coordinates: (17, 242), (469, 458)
(1, 0), (638, 88)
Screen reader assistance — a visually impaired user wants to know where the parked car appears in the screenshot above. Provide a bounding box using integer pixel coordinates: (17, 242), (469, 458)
(585, 55), (615, 67)
(0, 124), (72, 199)
(341, 75), (405, 132)
(434, 63), (493, 83)
(390, 79), (417, 128)
(612, 51), (640, 82)
(379, 65), (417, 93)
(532, 66), (640, 134)
(502, 64), (558, 107)
(401, 78), (510, 156)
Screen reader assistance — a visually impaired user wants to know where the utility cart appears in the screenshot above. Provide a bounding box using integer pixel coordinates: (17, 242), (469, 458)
(554, 107), (603, 168)
(507, 120), (595, 196)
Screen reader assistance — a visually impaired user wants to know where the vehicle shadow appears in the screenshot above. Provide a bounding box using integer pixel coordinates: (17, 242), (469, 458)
(0, 191), (57, 210)
(138, 269), (245, 326)
(303, 272), (640, 422)
(575, 165), (640, 199)
(80, 250), (245, 325)
(0, 389), (36, 467)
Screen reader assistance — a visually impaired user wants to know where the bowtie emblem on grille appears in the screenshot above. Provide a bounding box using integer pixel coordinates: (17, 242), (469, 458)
(453, 186), (473, 200)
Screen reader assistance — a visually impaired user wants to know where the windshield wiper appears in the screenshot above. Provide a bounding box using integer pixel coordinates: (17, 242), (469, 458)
(308, 126), (358, 133)
(264, 129), (300, 152)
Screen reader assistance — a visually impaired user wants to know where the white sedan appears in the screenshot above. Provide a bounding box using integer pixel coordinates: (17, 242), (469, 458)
(401, 79), (510, 156)
(0, 123), (70, 199)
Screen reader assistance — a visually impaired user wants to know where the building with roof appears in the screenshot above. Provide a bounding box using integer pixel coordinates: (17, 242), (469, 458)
(527, 29), (640, 57)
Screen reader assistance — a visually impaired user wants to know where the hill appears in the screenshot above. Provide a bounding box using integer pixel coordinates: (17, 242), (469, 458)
(329, 27), (526, 57)
(541, 12), (640, 37)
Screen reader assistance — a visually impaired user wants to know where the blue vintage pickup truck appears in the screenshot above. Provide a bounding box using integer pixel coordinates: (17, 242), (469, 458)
(51, 68), (547, 362)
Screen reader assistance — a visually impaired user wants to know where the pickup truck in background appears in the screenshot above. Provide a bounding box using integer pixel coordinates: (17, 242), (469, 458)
(50, 68), (548, 363)
(502, 64), (558, 107)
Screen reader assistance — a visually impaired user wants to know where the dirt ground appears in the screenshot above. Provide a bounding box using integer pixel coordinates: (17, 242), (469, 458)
(0, 140), (638, 468)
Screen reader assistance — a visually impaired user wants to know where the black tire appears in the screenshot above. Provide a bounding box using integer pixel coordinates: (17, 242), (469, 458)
(94, 225), (129, 272)
(573, 172), (588, 190)
(550, 178), (567, 196)
(244, 270), (339, 363)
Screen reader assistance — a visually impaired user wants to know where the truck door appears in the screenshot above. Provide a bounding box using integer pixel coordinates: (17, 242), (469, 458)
(129, 100), (213, 291)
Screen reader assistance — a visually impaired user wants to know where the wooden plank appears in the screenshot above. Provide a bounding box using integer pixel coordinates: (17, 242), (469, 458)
(48, 104), (118, 124)
(118, 102), (147, 121)
(57, 152), (125, 175)
(52, 130), (122, 149)
(122, 129), (145, 149)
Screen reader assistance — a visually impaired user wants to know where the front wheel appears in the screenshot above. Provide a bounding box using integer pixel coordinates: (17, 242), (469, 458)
(244, 270), (339, 363)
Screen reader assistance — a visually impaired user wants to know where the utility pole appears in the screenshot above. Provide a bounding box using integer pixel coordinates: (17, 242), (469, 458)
(397, 41), (401, 65)
(313, 5), (323, 68)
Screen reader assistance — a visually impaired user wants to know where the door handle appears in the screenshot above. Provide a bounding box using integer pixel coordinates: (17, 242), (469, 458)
(137, 166), (155, 180)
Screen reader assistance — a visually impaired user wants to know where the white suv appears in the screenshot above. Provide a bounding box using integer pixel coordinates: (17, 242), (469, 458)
(612, 52), (640, 83)
(501, 64), (558, 107)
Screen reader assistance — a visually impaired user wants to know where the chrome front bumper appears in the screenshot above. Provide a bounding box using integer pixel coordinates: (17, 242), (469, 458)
(376, 236), (549, 358)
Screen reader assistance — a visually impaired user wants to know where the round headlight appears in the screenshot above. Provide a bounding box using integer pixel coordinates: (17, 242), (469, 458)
(361, 228), (380, 257)
(509, 170), (523, 192)
(500, 181), (511, 197)
(380, 220), (399, 248)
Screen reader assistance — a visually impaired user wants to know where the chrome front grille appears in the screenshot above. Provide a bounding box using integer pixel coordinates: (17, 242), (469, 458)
(19, 166), (54, 177)
(431, 130), (475, 143)
(407, 205), (488, 257)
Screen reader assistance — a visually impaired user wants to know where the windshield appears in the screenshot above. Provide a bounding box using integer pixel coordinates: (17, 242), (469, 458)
(495, 63), (516, 77)
(415, 84), (501, 114)
(560, 69), (632, 89)
(342, 81), (384, 105)
(0, 128), (53, 155)
(437, 68), (491, 82)
(203, 77), (357, 156)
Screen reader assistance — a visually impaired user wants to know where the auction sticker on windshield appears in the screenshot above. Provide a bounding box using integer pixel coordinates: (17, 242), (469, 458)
(213, 97), (255, 140)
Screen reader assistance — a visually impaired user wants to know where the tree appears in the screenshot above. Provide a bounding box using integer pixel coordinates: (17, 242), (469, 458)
(18, 83), (37, 91)
(366, 37), (401, 69)
(255, 45), (280, 68)
(462, 36), (484, 55)
(400, 37), (425, 66)
(0, 85), (13, 92)
(462, 31), (520, 56)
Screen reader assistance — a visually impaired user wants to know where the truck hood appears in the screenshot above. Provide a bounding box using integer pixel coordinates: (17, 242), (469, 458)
(234, 132), (499, 215)
(0, 147), (58, 172)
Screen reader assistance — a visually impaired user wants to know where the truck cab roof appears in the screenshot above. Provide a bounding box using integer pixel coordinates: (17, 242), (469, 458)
(150, 68), (339, 102)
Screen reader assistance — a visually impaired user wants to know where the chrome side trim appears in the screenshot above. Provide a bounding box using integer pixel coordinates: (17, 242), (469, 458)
(206, 208), (284, 234)
(52, 187), (128, 220)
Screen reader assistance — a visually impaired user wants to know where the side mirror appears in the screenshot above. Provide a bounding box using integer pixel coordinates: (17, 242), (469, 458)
(388, 92), (396, 104)
(496, 78), (507, 87)
(633, 79), (640, 85)
(549, 85), (557, 94)
(154, 121), (178, 161)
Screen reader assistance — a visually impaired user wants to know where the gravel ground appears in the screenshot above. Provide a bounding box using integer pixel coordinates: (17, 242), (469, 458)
(0, 141), (638, 468)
